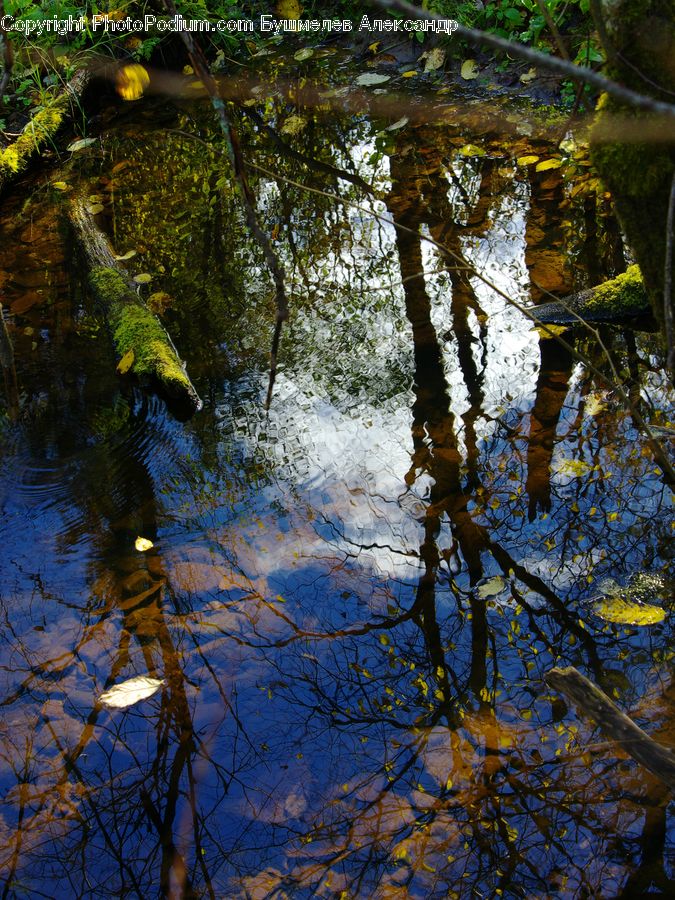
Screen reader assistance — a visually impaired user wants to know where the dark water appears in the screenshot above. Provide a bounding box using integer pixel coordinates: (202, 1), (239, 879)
(1, 53), (674, 898)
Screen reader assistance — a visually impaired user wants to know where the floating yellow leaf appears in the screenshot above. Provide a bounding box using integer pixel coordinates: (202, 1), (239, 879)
(116, 349), (135, 374)
(535, 324), (568, 339)
(593, 597), (666, 626)
(517, 155), (539, 166)
(133, 273), (152, 284)
(52, 181), (70, 191)
(293, 48), (313, 62)
(535, 158), (563, 172)
(520, 68), (536, 84)
(461, 59), (479, 80)
(552, 457), (592, 477)
(585, 392), (607, 416)
(99, 675), (164, 709)
(401, 70), (417, 78)
(135, 536), (154, 552)
(114, 250), (137, 261)
(276, 0), (301, 18)
(459, 143), (486, 157)
(116, 64), (150, 102)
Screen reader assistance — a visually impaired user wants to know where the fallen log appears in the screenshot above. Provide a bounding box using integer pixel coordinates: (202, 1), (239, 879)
(545, 666), (675, 791)
(0, 68), (91, 197)
(69, 194), (202, 418)
(533, 265), (651, 325)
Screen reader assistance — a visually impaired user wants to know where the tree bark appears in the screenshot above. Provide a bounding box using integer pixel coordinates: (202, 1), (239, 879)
(545, 666), (675, 791)
(533, 264), (649, 324)
(69, 195), (202, 418)
(590, 0), (675, 336)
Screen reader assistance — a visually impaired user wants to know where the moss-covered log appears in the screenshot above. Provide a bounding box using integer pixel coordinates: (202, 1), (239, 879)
(0, 69), (91, 196)
(590, 0), (675, 332)
(69, 195), (202, 417)
(533, 264), (650, 325)
(546, 666), (675, 791)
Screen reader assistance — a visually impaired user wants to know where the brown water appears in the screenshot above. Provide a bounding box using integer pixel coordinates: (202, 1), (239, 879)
(0, 51), (674, 898)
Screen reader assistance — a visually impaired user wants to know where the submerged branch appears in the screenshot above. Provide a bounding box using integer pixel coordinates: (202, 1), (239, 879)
(545, 666), (675, 791)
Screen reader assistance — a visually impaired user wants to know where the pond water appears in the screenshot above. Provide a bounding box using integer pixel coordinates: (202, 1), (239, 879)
(1, 50), (674, 898)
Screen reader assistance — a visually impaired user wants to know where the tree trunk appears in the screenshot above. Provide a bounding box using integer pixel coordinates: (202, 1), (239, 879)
(590, 0), (675, 336)
(69, 195), (202, 418)
(533, 264), (649, 324)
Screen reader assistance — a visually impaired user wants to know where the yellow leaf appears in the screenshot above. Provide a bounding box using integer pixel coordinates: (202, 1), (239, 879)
(116, 64), (150, 102)
(535, 324), (568, 339)
(276, 0), (301, 18)
(135, 536), (154, 552)
(552, 457), (592, 478)
(459, 143), (486, 157)
(401, 70), (417, 78)
(593, 597), (666, 626)
(52, 181), (70, 191)
(516, 155), (539, 166)
(116, 349), (135, 374)
(520, 68), (536, 84)
(133, 273), (152, 284)
(535, 158), (563, 172)
(461, 59), (479, 80)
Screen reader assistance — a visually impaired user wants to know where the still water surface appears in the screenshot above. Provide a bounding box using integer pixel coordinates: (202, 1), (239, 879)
(0, 56), (674, 897)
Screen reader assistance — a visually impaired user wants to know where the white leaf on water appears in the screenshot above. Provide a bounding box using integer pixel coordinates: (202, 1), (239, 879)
(98, 676), (164, 709)
(385, 117), (409, 131)
(67, 137), (97, 152)
(355, 73), (390, 86)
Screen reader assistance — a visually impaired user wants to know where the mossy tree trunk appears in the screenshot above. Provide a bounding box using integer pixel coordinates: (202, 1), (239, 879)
(0, 69), (91, 197)
(590, 0), (675, 337)
(69, 195), (202, 418)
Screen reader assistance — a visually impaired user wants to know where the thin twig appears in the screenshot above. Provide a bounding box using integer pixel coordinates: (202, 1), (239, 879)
(370, 0), (675, 118)
(534, 0), (570, 61)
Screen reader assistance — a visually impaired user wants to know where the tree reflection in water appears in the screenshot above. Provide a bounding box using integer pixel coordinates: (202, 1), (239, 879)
(0, 97), (673, 898)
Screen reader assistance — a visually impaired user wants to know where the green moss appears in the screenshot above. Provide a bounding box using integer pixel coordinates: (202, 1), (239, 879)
(0, 102), (65, 175)
(112, 305), (191, 391)
(89, 267), (131, 305)
(584, 265), (647, 315)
